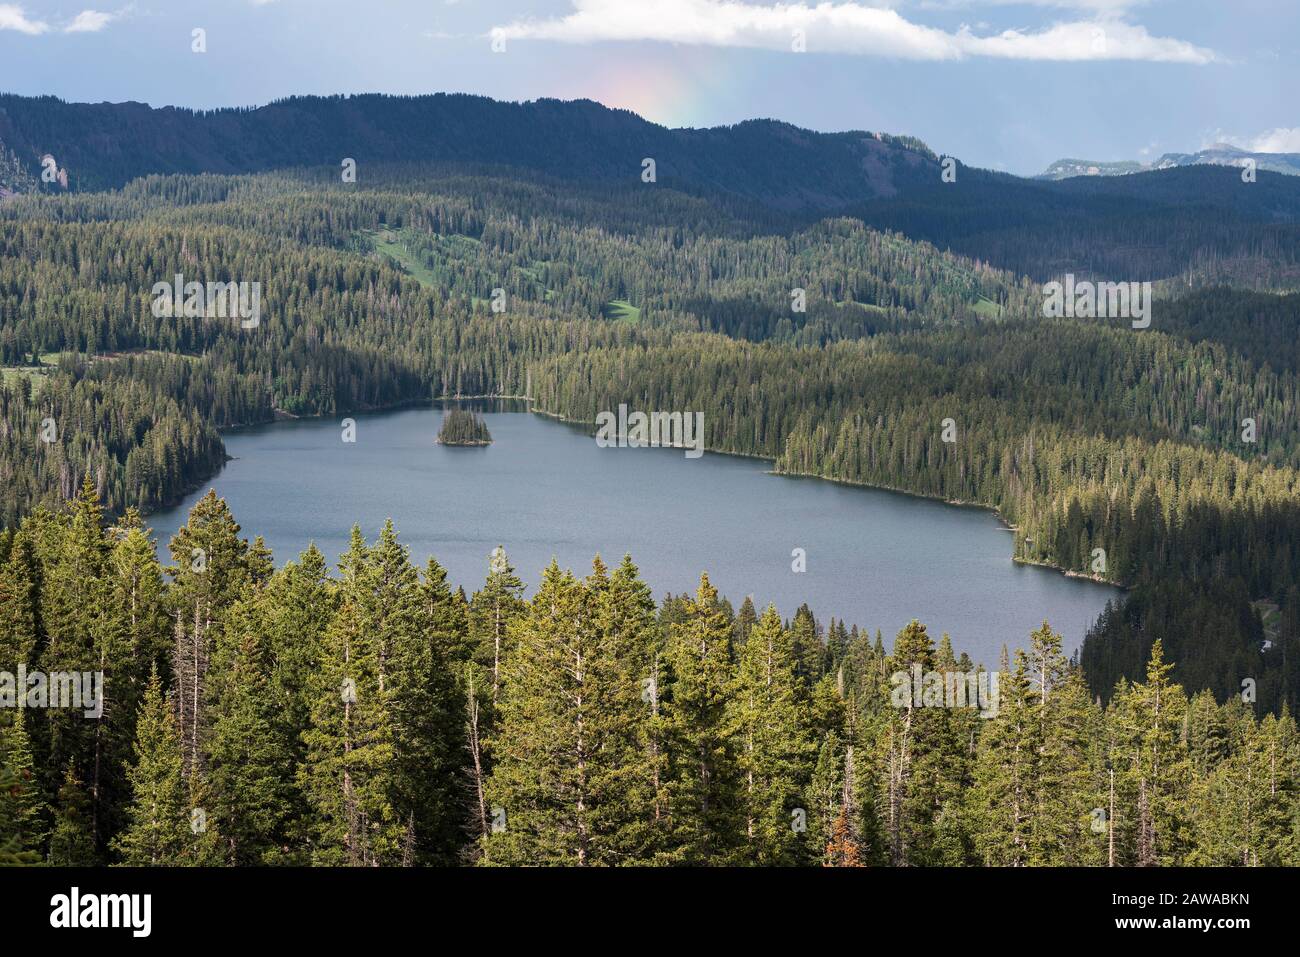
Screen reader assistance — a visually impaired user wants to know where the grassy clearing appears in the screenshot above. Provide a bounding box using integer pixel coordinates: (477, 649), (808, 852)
(368, 228), (440, 289)
(1254, 599), (1282, 644)
(602, 299), (641, 324)
(2, 349), (198, 396)
(844, 300), (889, 314)
(1, 366), (51, 395)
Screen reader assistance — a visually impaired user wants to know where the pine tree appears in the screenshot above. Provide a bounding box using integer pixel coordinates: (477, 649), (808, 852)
(0, 710), (43, 860)
(463, 546), (525, 851)
(661, 573), (742, 863)
(0, 529), (40, 671)
(207, 589), (298, 864)
(734, 596), (757, 649)
(82, 509), (169, 857)
(48, 760), (96, 866)
(1105, 640), (1193, 866)
(38, 477), (111, 852)
(167, 491), (254, 778)
(732, 605), (815, 864)
(469, 545), (525, 705)
(263, 546), (335, 763)
(300, 527), (401, 865)
(484, 557), (658, 864)
(298, 523), (461, 865)
(587, 555), (664, 862)
(874, 620), (969, 865)
(371, 521), (462, 864)
(484, 561), (591, 864)
(807, 731), (844, 865)
(115, 668), (190, 865)
(1189, 701), (1296, 865)
(1028, 622), (1105, 865)
(970, 651), (1035, 865)
(789, 604), (823, 684)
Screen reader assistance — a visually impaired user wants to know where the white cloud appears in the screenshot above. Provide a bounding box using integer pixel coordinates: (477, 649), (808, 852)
(1240, 128), (1300, 154)
(493, 0), (1217, 63)
(0, 4), (49, 34)
(1206, 128), (1300, 154)
(919, 0), (1151, 12)
(65, 10), (115, 33)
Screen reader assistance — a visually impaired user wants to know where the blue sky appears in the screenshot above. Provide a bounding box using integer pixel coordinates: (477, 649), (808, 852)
(0, 0), (1295, 175)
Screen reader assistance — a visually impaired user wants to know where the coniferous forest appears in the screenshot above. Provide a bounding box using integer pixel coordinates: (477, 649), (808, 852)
(0, 92), (1298, 873)
(2, 480), (1297, 868)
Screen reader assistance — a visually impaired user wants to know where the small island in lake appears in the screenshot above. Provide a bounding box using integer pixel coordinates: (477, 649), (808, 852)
(437, 409), (493, 446)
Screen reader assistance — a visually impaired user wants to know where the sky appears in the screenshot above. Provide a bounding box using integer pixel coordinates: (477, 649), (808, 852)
(0, 0), (1295, 175)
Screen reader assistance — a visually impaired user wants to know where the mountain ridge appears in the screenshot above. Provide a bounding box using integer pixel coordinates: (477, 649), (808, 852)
(1039, 143), (1300, 180)
(4, 91), (1300, 285)
(0, 91), (943, 208)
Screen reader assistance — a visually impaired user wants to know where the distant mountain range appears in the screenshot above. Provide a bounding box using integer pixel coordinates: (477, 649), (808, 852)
(1039, 144), (1300, 180)
(3, 92), (1299, 284)
(0, 92), (947, 209)
(2, 91), (1297, 210)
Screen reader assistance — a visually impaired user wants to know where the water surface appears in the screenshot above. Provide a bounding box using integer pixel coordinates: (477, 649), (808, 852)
(149, 406), (1119, 665)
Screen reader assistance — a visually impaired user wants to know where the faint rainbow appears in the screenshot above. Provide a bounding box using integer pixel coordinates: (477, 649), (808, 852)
(576, 54), (728, 129)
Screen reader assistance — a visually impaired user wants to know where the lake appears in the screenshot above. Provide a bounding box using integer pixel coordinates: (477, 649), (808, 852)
(148, 404), (1120, 666)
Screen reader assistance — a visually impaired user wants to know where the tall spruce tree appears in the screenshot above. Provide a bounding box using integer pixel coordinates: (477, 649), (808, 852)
(661, 573), (742, 864)
(0, 710), (42, 860)
(971, 651), (1035, 865)
(48, 760), (96, 866)
(732, 605), (815, 865)
(300, 527), (401, 865)
(207, 588), (298, 864)
(115, 668), (190, 865)
(38, 478), (111, 854)
(874, 620), (969, 866)
(166, 491), (255, 779)
(1105, 640), (1193, 866)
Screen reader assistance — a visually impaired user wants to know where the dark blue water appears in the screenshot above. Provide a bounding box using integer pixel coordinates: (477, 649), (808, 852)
(148, 406), (1119, 666)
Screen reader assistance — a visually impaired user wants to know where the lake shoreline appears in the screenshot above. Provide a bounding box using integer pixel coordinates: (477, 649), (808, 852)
(147, 401), (1120, 661)
(169, 397), (1128, 601)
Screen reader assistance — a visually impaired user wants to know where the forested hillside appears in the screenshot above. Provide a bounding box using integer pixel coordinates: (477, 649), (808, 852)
(2, 483), (1296, 867)
(0, 93), (939, 206)
(3, 92), (1300, 284)
(3, 162), (1296, 713)
(1, 96), (1299, 867)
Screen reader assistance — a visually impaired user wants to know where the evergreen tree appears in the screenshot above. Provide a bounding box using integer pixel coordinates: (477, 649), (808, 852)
(469, 545), (526, 705)
(732, 605), (815, 864)
(38, 478), (110, 850)
(207, 589), (298, 864)
(970, 651), (1035, 865)
(300, 527), (401, 865)
(370, 521), (462, 864)
(0, 710), (43, 860)
(661, 574), (742, 863)
(166, 491), (254, 778)
(115, 668), (190, 865)
(48, 760), (96, 866)
(463, 545), (525, 849)
(1106, 640), (1193, 866)
(874, 620), (969, 865)
(485, 557), (659, 864)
